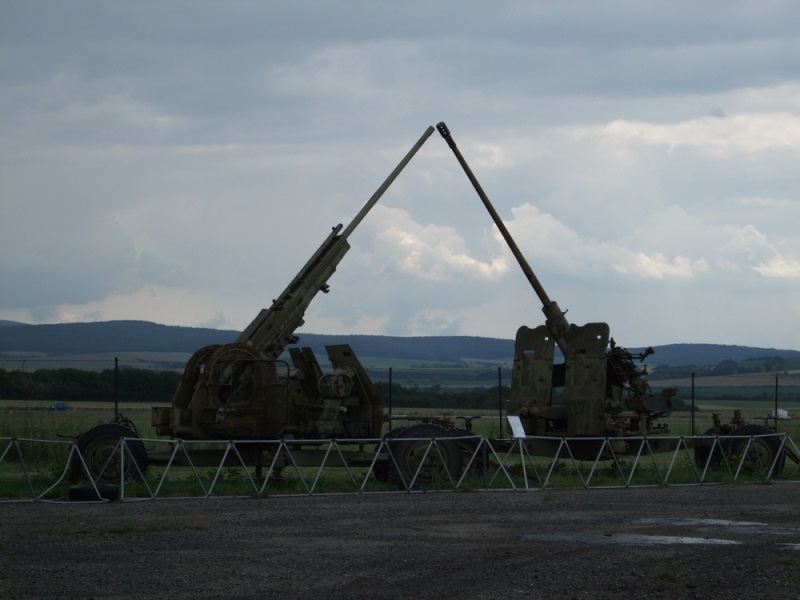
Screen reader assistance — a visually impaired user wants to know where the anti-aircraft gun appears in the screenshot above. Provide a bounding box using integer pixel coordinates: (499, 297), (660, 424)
(151, 126), (432, 443)
(437, 122), (675, 459)
(74, 126), (435, 482)
(152, 126), (435, 444)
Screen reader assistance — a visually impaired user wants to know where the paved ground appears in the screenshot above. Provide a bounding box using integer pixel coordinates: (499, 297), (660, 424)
(1, 483), (799, 599)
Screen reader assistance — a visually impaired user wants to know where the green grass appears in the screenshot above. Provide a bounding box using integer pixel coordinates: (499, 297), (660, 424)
(0, 401), (159, 441)
(2, 397), (798, 441)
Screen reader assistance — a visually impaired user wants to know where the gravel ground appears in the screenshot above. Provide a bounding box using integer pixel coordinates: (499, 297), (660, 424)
(1, 483), (799, 599)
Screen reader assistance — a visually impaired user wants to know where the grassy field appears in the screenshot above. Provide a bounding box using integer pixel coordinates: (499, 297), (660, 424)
(2, 397), (799, 440)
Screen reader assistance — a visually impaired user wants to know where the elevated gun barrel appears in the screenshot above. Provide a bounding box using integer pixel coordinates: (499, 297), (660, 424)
(341, 126), (435, 238)
(436, 121), (571, 355)
(238, 125), (435, 359)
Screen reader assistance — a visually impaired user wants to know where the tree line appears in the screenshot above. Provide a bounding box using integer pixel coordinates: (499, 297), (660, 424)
(0, 367), (742, 411)
(0, 367), (508, 409)
(649, 355), (791, 379)
(0, 368), (180, 403)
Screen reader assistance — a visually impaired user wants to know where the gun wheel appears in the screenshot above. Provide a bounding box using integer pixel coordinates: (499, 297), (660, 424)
(726, 424), (784, 477)
(449, 428), (487, 475)
(72, 424), (148, 483)
(206, 343), (270, 406)
(387, 423), (462, 488)
(694, 427), (725, 470)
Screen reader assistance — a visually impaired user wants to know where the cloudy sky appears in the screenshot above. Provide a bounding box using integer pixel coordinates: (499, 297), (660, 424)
(1, 1), (799, 351)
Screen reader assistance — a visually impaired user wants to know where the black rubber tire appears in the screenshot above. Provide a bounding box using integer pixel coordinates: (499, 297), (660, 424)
(694, 427), (725, 470)
(724, 424), (785, 477)
(448, 428), (487, 475)
(384, 424), (412, 439)
(67, 483), (120, 502)
(72, 424), (148, 483)
(373, 425), (412, 482)
(387, 423), (462, 488)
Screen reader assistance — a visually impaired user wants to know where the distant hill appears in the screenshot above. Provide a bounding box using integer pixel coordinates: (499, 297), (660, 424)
(1, 320), (799, 367)
(0, 320), (237, 355)
(0, 320), (512, 362)
(639, 343), (800, 366)
(0, 320), (25, 327)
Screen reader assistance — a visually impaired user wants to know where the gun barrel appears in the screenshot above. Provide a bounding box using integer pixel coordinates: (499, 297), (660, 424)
(436, 122), (571, 354)
(341, 126), (435, 239)
(238, 125), (435, 358)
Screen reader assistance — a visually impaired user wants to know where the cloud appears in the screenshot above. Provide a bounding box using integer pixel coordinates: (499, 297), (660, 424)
(501, 204), (710, 281)
(613, 253), (709, 279)
(369, 206), (510, 282)
(572, 111), (800, 158)
(711, 223), (800, 278)
(39, 285), (244, 330)
(753, 257), (800, 278)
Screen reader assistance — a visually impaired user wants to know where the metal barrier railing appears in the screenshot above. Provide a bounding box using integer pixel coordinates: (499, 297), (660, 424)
(1, 433), (798, 503)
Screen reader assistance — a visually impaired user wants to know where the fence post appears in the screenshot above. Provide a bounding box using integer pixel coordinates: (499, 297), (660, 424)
(774, 375), (779, 430)
(388, 367), (393, 431)
(497, 366), (503, 438)
(114, 357), (119, 419)
(691, 371), (695, 435)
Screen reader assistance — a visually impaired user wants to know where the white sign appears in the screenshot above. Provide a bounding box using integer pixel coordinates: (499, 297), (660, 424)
(507, 415), (527, 439)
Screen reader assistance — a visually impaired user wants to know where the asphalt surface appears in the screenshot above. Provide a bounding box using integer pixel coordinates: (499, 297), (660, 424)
(1, 483), (799, 599)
